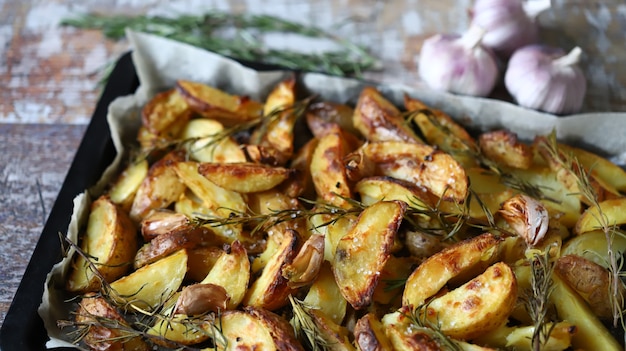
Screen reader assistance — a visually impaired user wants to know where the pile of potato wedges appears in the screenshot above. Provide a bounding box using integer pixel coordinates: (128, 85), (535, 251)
(63, 77), (626, 350)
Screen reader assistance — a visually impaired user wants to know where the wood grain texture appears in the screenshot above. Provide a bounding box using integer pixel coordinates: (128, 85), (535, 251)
(0, 123), (86, 325)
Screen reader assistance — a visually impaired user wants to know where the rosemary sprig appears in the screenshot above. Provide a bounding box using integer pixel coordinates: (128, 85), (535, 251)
(289, 295), (330, 351)
(61, 13), (379, 77)
(538, 131), (626, 329)
(404, 304), (462, 351)
(524, 248), (557, 351)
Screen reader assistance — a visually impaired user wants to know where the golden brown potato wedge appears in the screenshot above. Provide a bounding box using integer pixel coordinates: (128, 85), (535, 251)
(303, 262), (348, 325)
(381, 308), (444, 350)
(180, 118), (247, 163)
(403, 233), (501, 307)
(216, 306), (305, 351)
(129, 150), (187, 222)
(67, 196), (138, 293)
(141, 88), (190, 136)
(554, 254), (624, 319)
(283, 137), (318, 199)
(575, 197), (626, 235)
(557, 142), (626, 192)
(422, 262), (517, 340)
(479, 130), (533, 169)
(200, 240), (250, 309)
(310, 130), (353, 208)
(360, 141), (469, 203)
(353, 86), (423, 144)
(186, 246), (223, 282)
(198, 162), (292, 193)
(173, 161), (247, 216)
(333, 201), (406, 309)
(305, 308), (356, 351)
(110, 249), (188, 310)
(244, 229), (298, 310)
(147, 310), (214, 346)
(75, 293), (149, 351)
(373, 255), (416, 305)
(354, 313), (395, 351)
(355, 176), (435, 210)
(474, 320), (576, 350)
(176, 80), (263, 125)
(561, 229), (626, 268)
(109, 159), (149, 212)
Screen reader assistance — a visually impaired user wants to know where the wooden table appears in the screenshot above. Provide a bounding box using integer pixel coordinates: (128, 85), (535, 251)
(1, 0), (625, 329)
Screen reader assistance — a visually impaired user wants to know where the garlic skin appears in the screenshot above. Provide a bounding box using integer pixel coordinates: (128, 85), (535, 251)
(471, 0), (538, 57)
(418, 25), (499, 97)
(505, 45), (587, 115)
(499, 194), (549, 247)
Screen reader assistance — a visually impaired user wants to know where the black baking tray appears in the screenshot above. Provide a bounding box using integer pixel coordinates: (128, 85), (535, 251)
(0, 50), (288, 350)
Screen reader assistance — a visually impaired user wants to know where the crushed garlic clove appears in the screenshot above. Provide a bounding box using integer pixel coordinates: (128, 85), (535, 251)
(499, 194), (549, 247)
(174, 283), (230, 316)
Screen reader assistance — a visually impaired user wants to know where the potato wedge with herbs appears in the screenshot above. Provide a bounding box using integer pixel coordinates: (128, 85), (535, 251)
(333, 200), (406, 310)
(355, 175), (435, 209)
(381, 308), (444, 350)
(575, 197), (626, 235)
(403, 233), (501, 307)
(110, 249), (188, 310)
(200, 240), (250, 309)
(216, 306), (305, 351)
(244, 229), (299, 310)
(109, 159), (149, 212)
(176, 80), (263, 125)
(198, 162), (292, 193)
(129, 150), (187, 222)
(360, 141), (469, 203)
(310, 129), (354, 208)
(141, 88), (190, 137)
(307, 101), (359, 137)
(180, 118), (246, 163)
(303, 308), (356, 351)
(557, 142), (626, 192)
(560, 229), (626, 268)
(353, 86), (423, 143)
(67, 196), (137, 293)
(75, 293), (149, 351)
(303, 262), (348, 325)
(422, 262), (517, 340)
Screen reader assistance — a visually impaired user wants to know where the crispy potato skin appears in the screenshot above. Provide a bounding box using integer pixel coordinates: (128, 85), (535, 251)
(310, 130), (353, 208)
(67, 196), (138, 293)
(198, 162), (292, 193)
(141, 88), (190, 136)
(479, 130), (532, 169)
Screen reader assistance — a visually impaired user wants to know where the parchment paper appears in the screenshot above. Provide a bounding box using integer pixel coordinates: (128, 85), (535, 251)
(38, 30), (626, 349)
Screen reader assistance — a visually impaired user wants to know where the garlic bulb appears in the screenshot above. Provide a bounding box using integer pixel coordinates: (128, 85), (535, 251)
(418, 25), (499, 97)
(471, 0), (538, 57)
(504, 45), (587, 114)
(499, 194), (548, 247)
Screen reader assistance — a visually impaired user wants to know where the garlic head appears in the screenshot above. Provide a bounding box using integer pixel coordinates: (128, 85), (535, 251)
(499, 194), (549, 247)
(471, 0), (538, 57)
(504, 45), (587, 115)
(418, 25), (499, 97)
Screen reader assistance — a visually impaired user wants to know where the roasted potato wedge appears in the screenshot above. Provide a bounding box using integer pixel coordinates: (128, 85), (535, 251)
(198, 162), (292, 193)
(557, 142), (626, 192)
(67, 196), (138, 293)
(422, 262), (517, 340)
(75, 293), (149, 351)
(381, 308), (444, 350)
(129, 150), (187, 222)
(110, 249), (188, 310)
(403, 233), (501, 307)
(303, 262), (348, 325)
(180, 118), (247, 163)
(560, 229), (626, 268)
(109, 159), (149, 212)
(200, 240), (250, 309)
(333, 200), (406, 309)
(355, 176), (434, 210)
(310, 130), (353, 208)
(244, 229), (298, 310)
(305, 308), (356, 351)
(307, 101), (359, 137)
(479, 130), (533, 169)
(575, 197), (626, 235)
(353, 86), (423, 143)
(360, 141), (469, 202)
(176, 80), (263, 125)
(141, 88), (190, 136)
(354, 313), (394, 351)
(186, 246), (223, 282)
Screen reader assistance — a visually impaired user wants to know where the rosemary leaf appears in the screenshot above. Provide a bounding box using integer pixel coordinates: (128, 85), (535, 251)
(61, 13), (379, 77)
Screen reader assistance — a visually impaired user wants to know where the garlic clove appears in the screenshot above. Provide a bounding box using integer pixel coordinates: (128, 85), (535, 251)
(418, 25), (499, 97)
(499, 194), (549, 247)
(471, 0), (539, 57)
(504, 45), (587, 115)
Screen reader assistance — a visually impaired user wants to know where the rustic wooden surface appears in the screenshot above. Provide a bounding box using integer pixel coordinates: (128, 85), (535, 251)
(1, 0), (625, 329)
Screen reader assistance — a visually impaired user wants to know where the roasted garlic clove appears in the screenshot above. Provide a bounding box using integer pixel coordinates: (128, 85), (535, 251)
(282, 234), (325, 288)
(499, 194), (549, 247)
(174, 283), (230, 316)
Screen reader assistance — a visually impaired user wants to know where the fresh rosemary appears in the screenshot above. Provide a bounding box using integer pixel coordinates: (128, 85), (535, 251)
(61, 12), (379, 77)
(289, 295), (330, 351)
(524, 248), (557, 351)
(405, 304), (462, 351)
